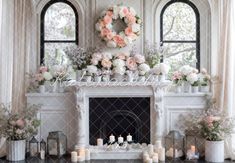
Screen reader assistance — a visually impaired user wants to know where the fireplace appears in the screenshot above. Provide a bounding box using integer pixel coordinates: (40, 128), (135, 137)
(89, 97), (150, 145)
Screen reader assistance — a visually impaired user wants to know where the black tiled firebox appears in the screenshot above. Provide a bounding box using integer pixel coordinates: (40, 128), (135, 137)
(89, 97), (150, 145)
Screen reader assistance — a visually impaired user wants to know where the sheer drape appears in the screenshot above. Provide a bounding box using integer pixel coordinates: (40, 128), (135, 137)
(209, 0), (235, 159)
(0, 0), (35, 157)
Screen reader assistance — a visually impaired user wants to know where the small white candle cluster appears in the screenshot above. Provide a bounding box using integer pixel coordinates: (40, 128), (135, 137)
(108, 134), (133, 144)
(143, 140), (165, 163)
(165, 148), (183, 158)
(40, 150), (45, 160)
(71, 148), (91, 162)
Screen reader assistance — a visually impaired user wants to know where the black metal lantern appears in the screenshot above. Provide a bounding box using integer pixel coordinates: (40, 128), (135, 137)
(185, 130), (204, 159)
(47, 131), (67, 157)
(40, 139), (47, 152)
(29, 136), (39, 157)
(165, 130), (184, 160)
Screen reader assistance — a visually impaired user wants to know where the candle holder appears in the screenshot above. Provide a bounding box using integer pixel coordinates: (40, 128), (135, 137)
(165, 130), (185, 160)
(184, 130), (203, 160)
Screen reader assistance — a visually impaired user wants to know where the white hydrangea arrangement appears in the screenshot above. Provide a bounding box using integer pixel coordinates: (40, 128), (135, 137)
(199, 68), (211, 86)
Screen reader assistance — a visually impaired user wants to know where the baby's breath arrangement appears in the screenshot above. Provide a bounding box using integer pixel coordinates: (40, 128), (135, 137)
(0, 104), (41, 140)
(179, 98), (234, 141)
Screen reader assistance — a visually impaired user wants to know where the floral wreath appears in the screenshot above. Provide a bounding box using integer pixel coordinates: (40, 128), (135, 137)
(95, 5), (142, 48)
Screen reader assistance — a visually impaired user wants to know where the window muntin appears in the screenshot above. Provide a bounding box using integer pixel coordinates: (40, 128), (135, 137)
(40, 0), (78, 65)
(160, 0), (200, 71)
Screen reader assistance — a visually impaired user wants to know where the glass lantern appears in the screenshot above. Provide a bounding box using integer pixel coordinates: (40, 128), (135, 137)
(165, 130), (185, 160)
(47, 131), (67, 157)
(40, 139), (47, 152)
(29, 136), (39, 157)
(185, 130), (204, 159)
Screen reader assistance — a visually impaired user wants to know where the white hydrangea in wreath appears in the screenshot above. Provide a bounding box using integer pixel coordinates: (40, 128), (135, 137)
(95, 5), (142, 48)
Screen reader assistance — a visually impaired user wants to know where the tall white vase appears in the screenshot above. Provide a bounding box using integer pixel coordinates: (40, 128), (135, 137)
(182, 81), (191, 93)
(7, 140), (26, 161)
(205, 140), (224, 162)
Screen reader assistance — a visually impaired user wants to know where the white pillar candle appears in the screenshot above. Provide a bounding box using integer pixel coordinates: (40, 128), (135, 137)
(127, 133), (132, 142)
(159, 147), (165, 161)
(155, 140), (162, 149)
(146, 158), (153, 163)
(40, 150), (45, 160)
(109, 134), (115, 143)
(71, 151), (78, 162)
(77, 155), (85, 162)
(152, 153), (158, 163)
(85, 149), (90, 160)
(148, 144), (154, 156)
(97, 138), (103, 147)
(79, 148), (86, 157)
(118, 135), (124, 144)
(191, 145), (196, 155)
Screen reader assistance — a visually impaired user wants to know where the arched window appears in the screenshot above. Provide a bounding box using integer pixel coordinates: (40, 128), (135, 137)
(40, 0), (78, 65)
(160, 0), (200, 71)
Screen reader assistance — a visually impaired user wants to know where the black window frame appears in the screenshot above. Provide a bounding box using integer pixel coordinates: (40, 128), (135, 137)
(40, 0), (79, 65)
(160, 0), (200, 69)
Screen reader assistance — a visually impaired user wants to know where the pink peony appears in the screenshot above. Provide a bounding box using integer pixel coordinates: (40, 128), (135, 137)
(16, 118), (25, 129)
(126, 57), (137, 71)
(101, 28), (111, 37)
(103, 15), (112, 24)
(134, 54), (145, 64)
(125, 27), (133, 36)
(106, 32), (114, 40)
(113, 35), (126, 47)
(39, 66), (48, 73)
(126, 13), (136, 25)
(116, 53), (127, 60)
(172, 71), (182, 81)
(35, 73), (44, 82)
(101, 58), (112, 68)
(119, 7), (129, 17)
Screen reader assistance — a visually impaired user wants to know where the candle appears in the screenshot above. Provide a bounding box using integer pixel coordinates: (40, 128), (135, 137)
(97, 138), (103, 147)
(40, 150), (45, 160)
(79, 148), (86, 157)
(191, 145), (196, 155)
(85, 149), (90, 160)
(152, 153), (158, 163)
(146, 158), (153, 163)
(148, 144), (154, 156)
(77, 155), (85, 162)
(118, 135), (124, 144)
(71, 151), (78, 162)
(109, 134), (115, 143)
(159, 147), (165, 161)
(127, 133), (132, 142)
(155, 140), (162, 149)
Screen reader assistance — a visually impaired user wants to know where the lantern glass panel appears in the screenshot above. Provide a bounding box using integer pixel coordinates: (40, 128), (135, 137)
(48, 139), (58, 155)
(29, 136), (39, 157)
(165, 130), (184, 159)
(40, 139), (47, 152)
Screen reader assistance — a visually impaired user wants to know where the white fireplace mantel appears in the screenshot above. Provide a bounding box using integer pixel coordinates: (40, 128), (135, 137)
(26, 82), (210, 151)
(72, 81), (170, 148)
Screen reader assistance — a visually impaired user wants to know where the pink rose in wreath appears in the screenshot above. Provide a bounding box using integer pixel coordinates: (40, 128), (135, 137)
(125, 27), (133, 36)
(101, 28), (111, 37)
(106, 11), (113, 17)
(126, 13), (136, 24)
(113, 35), (126, 47)
(103, 15), (112, 24)
(126, 57), (137, 71)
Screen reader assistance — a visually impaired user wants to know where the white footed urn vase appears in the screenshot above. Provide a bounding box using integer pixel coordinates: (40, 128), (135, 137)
(205, 140), (224, 162)
(7, 140), (26, 161)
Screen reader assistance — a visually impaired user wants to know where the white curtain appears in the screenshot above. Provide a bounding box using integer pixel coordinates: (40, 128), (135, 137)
(209, 0), (235, 159)
(0, 0), (35, 157)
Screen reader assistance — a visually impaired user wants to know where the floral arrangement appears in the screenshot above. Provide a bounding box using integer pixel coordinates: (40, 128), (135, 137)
(152, 63), (170, 76)
(199, 68), (211, 86)
(65, 45), (92, 70)
(145, 42), (165, 68)
(0, 104), (41, 140)
(178, 65), (195, 81)
(187, 72), (199, 86)
(179, 98), (234, 141)
(35, 66), (53, 85)
(171, 71), (183, 85)
(95, 5), (142, 48)
(50, 65), (70, 82)
(90, 52), (113, 70)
